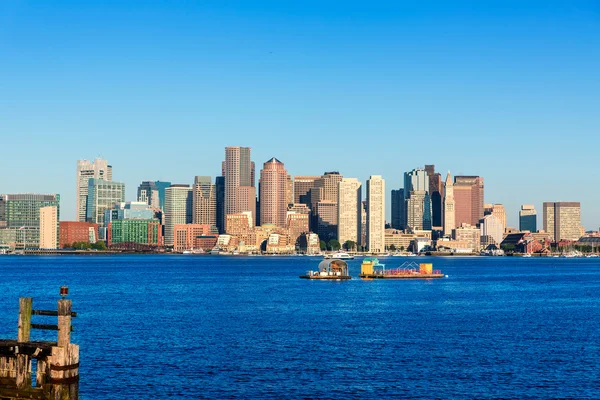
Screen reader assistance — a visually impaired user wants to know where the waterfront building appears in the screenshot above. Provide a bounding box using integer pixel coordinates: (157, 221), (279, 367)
(172, 224), (212, 252)
(443, 172), (455, 236)
(76, 158), (112, 222)
(337, 178), (362, 247)
(452, 223), (481, 252)
(0, 194), (60, 249)
(367, 175), (385, 253)
(454, 176), (484, 227)
(137, 181), (171, 211)
(484, 204), (507, 232)
(425, 165), (444, 228)
(59, 221), (98, 248)
(224, 146), (254, 220)
(259, 158), (288, 227)
(543, 202), (582, 241)
(215, 176), (225, 233)
(391, 189), (405, 230)
(519, 205), (537, 232)
(39, 206), (58, 249)
(86, 178), (125, 239)
(406, 190), (432, 231)
(192, 176), (217, 229)
(480, 214), (504, 246)
(164, 185), (193, 246)
(293, 176), (320, 206)
(297, 232), (321, 254)
(237, 186), (257, 227)
(384, 229), (431, 252)
(107, 219), (162, 248)
(287, 212), (310, 246)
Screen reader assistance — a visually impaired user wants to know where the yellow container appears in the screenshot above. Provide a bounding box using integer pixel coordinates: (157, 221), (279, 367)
(361, 260), (374, 275)
(420, 263), (433, 274)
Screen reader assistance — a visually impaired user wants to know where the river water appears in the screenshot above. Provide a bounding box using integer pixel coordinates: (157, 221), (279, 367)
(0, 255), (599, 399)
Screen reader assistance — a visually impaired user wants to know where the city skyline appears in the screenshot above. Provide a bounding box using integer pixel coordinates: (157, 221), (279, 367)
(1, 2), (599, 229)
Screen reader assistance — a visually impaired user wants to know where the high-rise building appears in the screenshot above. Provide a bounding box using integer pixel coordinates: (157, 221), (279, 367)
(360, 201), (367, 248)
(484, 204), (507, 232)
(519, 205), (537, 232)
(406, 190), (432, 231)
(366, 175), (385, 253)
(215, 176), (225, 233)
(86, 178), (125, 239)
(311, 172), (343, 239)
(454, 176), (484, 227)
(286, 175), (294, 207)
(391, 189), (405, 230)
(425, 165), (444, 228)
(443, 172), (455, 236)
(39, 206), (58, 249)
(293, 176), (320, 206)
(224, 146), (254, 219)
(192, 176), (217, 229)
(543, 202), (582, 241)
(287, 212), (310, 246)
(480, 214), (504, 246)
(259, 158), (288, 227)
(164, 185), (193, 246)
(404, 169), (429, 199)
(137, 181), (171, 211)
(237, 186), (257, 227)
(337, 178), (362, 247)
(0, 194), (60, 248)
(76, 158), (112, 222)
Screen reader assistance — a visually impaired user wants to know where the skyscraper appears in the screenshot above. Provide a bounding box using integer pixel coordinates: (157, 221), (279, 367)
(425, 165), (444, 228)
(164, 185), (193, 246)
(543, 202), (581, 241)
(484, 204), (507, 232)
(215, 176), (225, 233)
(39, 206), (58, 249)
(259, 158), (288, 227)
(454, 176), (484, 227)
(76, 158), (111, 222)
(366, 175), (385, 253)
(224, 146), (254, 218)
(519, 205), (537, 232)
(293, 176), (320, 206)
(311, 172), (343, 239)
(480, 214), (504, 246)
(86, 178), (125, 239)
(404, 169), (429, 199)
(192, 176), (217, 229)
(391, 189), (405, 230)
(443, 172), (455, 236)
(406, 190), (432, 231)
(137, 181), (172, 211)
(337, 178), (362, 247)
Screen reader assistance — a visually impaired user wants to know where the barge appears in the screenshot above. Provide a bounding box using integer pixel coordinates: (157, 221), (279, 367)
(300, 259), (352, 280)
(359, 258), (444, 279)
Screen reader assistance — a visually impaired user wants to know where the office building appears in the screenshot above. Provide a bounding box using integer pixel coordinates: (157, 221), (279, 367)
(192, 176), (217, 229)
(391, 189), (405, 230)
(39, 206), (58, 249)
(406, 190), (432, 231)
(107, 219), (162, 247)
(164, 185), (193, 246)
(259, 158), (288, 227)
(366, 175), (385, 253)
(86, 178), (126, 239)
(519, 205), (537, 232)
(0, 194), (60, 249)
(215, 176), (225, 233)
(287, 212), (310, 245)
(173, 224), (212, 252)
(286, 175), (294, 207)
(543, 202), (582, 241)
(137, 181), (171, 210)
(443, 172), (455, 236)
(454, 176), (484, 227)
(480, 214), (504, 246)
(452, 223), (481, 252)
(337, 178), (362, 246)
(425, 165), (444, 228)
(404, 169), (429, 198)
(59, 221), (98, 248)
(484, 204), (507, 232)
(293, 176), (320, 206)
(224, 146), (254, 219)
(77, 158), (111, 222)
(310, 172), (343, 239)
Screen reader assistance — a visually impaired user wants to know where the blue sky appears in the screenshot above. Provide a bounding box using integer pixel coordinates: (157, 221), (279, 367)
(1, 1), (599, 228)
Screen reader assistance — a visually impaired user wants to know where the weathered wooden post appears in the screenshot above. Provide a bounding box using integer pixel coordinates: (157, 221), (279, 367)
(16, 297), (33, 389)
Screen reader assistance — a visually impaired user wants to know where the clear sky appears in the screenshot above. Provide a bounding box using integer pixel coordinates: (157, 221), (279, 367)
(1, 1), (599, 229)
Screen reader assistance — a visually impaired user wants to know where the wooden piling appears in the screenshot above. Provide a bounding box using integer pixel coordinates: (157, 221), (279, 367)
(57, 300), (72, 349)
(18, 298), (33, 342)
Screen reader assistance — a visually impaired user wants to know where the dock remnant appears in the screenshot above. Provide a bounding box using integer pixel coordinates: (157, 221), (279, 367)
(0, 287), (79, 400)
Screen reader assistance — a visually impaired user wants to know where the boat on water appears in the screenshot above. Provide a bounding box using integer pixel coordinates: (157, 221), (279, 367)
(522, 253), (532, 258)
(359, 258), (444, 279)
(324, 252), (354, 260)
(300, 259), (351, 280)
(182, 248), (205, 255)
(586, 254), (599, 258)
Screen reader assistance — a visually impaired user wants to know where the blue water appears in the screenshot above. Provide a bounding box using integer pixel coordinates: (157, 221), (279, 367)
(1, 255), (599, 399)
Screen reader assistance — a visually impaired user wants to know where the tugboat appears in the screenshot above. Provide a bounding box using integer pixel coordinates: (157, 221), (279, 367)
(300, 259), (352, 280)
